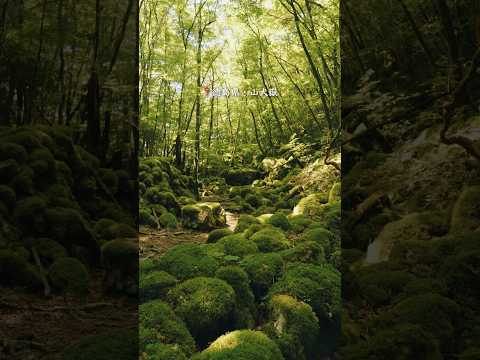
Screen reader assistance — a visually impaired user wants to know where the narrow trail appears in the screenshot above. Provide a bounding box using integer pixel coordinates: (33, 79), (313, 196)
(139, 194), (242, 259)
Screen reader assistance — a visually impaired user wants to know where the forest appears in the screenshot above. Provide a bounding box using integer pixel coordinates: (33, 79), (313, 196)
(340, 0), (480, 359)
(0, 0), (139, 359)
(138, 0), (341, 359)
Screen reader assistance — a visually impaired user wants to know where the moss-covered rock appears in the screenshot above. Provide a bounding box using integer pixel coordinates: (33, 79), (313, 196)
(0, 185), (16, 210)
(139, 207), (156, 227)
(292, 193), (327, 216)
(101, 239), (138, 295)
(299, 227), (334, 256)
(0, 249), (42, 289)
(266, 212), (291, 231)
(215, 265), (256, 328)
(450, 186), (480, 233)
(279, 241), (325, 265)
(140, 270), (177, 303)
(48, 257), (90, 297)
(139, 300), (196, 356)
(218, 233), (259, 258)
(62, 329), (138, 360)
(241, 252), (284, 297)
(289, 215), (313, 233)
(265, 294), (320, 360)
(156, 244), (219, 280)
(143, 343), (188, 360)
(235, 214), (262, 233)
(159, 212), (178, 229)
(224, 168), (262, 186)
(168, 277), (236, 346)
(182, 202), (226, 230)
(99, 168), (119, 195)
(100, 222), (137, 241)
(250, 227), (290, 252)
(192, 330), (284, 360)
(207, 228), (234, 243)
(31, 238), (67, 264)
(14, 196), (48, 234)
(269, 263), (340, 322)
(0, 142), (28, 163)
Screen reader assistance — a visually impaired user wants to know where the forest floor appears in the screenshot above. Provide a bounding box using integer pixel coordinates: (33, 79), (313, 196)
(139, 195), (240, 259)
(0, 273), (137, 360)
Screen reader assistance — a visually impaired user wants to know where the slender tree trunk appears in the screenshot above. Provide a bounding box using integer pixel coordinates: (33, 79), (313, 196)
(193, 8), (203, 199)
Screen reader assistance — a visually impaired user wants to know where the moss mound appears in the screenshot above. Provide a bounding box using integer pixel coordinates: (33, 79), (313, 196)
(168, 277), (236, 346)
(235, 214), (261, 233)
(269, 263), (340, 322)
(266, 212), (291, 231)
(156, 244), (219, 280)
(143, 343), (188, 360)
(192, 330), (284, 360)
(279, 241), (325, 265)
(241, 252), (284, 297)
(0, 249), (42, 289)
(140, 300), (196, 356)
(265, 294), (320, 360)
(48, 257), (90, 297)
(31, 238), (67, 264)
(250, 227), (290, 252)
(101, 239), (138, 294)
(140, 270), (177, 303)
(62, 329), (138, 360)
(159, 212), (178, 229)
(218, 233), (259, 257)
(299, 227), (334, 256)
(208, 228), (234, 243)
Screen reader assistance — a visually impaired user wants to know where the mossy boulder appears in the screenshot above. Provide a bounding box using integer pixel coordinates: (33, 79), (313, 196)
(265, 294), (320, 360)
(299, 227), (334, 256)
(292, 193), (327, 216)
(144, 188), (180, 214)
(0, 249), (42, 289)
(450, 186), (480, 233)
(100, 222), (137, 241)
(0, 185), (16, 210)
(159, 212), (177, 229)
(241, 252), (284, 297)
(182, 202), (226, 230)
(250, 227), (290, 252)
(192, 330), (284, 360)
(279, 241), (325, 265)
(31, 238), (67, 264)
(48, 257), (90, 297)
(139, 300), (196, 356)
(235, 214), (261, 233)
(328, 182), (341, 203)
(224, 168), (262, 186)
(168, 277), (236, 346)
(269, 263), (340, 322)
(143, 344), (188, 360)
(215, 265), (256, 328)
(289, 215), (313, 233)
(101, 239), (138, 295)
(140, 270), (177, 303)
(207, 228), (234, 243)
(266, 212), (291, 231)
(62, 329), (138, 360)
(139, 207), (156, 227)
(218, 234), (259, 258)
(156, 243), (219, 280)
(14, 196), (48, 235)
(0, 142), (28, 163)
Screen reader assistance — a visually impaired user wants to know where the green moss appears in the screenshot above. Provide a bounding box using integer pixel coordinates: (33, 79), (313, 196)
(215, 265), (256, 328)
(99, 168), (119, 195)
(225, 168), (261, 186)
(101, 239), (138, 294)
(219, 234), (259, 257)
(459, 347), (480, 360)
(265, 294), (319, 360)
(0, 185), (16, 210)
(299, 227), (334, 256)
(208, 228), (234, 243)
(357, 270), (415, 306)
(192, 330), (284, 360)
(250, 227), (290, 252)
(0, 142), (28, 163)
(0, 249), (42, 289)
(145, 188), (179, 213)
(450, 186), (480, 233)
(94, 218), (116, 237)
(9, 164), (34, 195)
(378, 293), (460, 345)
(241, 252), (284, 297)
(48, 257), (89, 297)
(280, 241), (325, 264)
(289, 215), (313, 233)
(266, 212), (291, 231)
(245, 193), (262, 207)
(62, 329), (138, 360)
(182, 202), (226, 230)
(340, 324), (441, 360)
(101, 223), (137, 241)
(441, 249), (480, 299)
(269, 263), (340, 322)
(139, 300), (196, 356)
(157, 244), (219, 280)
(159, 212), (177, 229)
(235, 214), (261, 233)
(244, 223), (265, 238)
(28, 148), (56, 178)
(31, 238), (67, 264)
(140, 270), (177, 303)
(14, 196), (47, 234)
(143, 344), (187, 360)
(168, 277), (236, 346)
